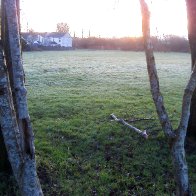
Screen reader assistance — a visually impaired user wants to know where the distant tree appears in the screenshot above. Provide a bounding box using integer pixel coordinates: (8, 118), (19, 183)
(162, 35), (189, 52)
(28, 28), (35, 34)
(56, 22), (69, 33)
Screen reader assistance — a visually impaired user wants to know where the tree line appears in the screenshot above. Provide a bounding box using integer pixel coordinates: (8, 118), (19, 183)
(73, 35), (189, 52)
(22, 34), (189, 52)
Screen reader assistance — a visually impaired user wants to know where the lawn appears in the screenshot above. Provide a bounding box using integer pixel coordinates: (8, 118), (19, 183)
(3, 50), (196, 195)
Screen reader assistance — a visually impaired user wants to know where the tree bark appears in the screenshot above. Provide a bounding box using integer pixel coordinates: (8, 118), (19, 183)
(140, 0), (193, 194)
(3, 0), (35, 158)
(186, 0), (196, 140)
(0, 0), (12, 175)
(0, 0), (43, 195)
(0, 45), (43, 195)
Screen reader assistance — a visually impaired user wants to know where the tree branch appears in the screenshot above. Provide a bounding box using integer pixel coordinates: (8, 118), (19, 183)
(139, 0), (176, 139)
(178, 65), (196, 133)
(110, 114), (148, 139)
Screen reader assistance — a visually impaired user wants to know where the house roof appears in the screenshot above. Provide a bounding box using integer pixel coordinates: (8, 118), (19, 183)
(21, 32), (32, 39)
(21, 32), (47, 39)
(46, 32), (71, 38)
(21, 32), (72, 39)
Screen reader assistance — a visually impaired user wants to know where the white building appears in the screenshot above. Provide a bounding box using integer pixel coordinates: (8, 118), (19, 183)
(22, 32), (72, 48)
(43, 32), (72, 48)
(22, 33), (45, 45)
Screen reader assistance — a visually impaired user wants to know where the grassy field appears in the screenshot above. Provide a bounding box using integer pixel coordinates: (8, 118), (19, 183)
(3, 50), (196, 195)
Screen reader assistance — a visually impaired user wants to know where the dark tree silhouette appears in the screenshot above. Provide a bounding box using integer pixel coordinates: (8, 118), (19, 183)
(186, 0), (196, 140)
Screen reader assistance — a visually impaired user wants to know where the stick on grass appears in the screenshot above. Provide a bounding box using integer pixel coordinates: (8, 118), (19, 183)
(110, 114), (148, 139)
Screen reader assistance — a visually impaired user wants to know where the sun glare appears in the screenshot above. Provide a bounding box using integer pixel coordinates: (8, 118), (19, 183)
(21, 0), (187, 38)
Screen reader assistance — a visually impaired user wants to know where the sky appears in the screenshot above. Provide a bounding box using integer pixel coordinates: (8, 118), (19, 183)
(20, 0), (188, 38)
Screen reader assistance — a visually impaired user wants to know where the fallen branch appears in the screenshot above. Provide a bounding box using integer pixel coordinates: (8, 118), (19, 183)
(110, 114), (148, 139)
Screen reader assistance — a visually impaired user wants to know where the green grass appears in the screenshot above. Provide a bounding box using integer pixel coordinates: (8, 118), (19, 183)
(4, 50), (196, 195)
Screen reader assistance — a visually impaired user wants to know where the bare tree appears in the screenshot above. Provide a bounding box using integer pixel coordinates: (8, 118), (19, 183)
(56, 22), (70, 33)
(0, 0), (43, 195)
(139, 0), (194, 194)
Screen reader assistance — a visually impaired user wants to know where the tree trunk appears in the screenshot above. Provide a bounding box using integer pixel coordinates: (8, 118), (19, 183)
(0, 0), (43, 195)
(0, 45), (43, 195)
(140, 0), (194, 194)
(186, 0), (196, 140)
(172, 136), (191, 195)
(0, 0), (12, 175)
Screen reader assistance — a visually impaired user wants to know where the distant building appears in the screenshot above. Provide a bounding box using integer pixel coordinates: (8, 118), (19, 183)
(21, 32), (72, 48)
(43, 32), (72, 47)
(22, 32), (45, 46)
